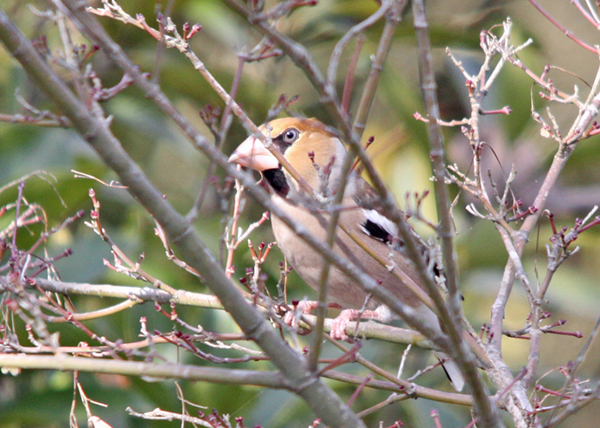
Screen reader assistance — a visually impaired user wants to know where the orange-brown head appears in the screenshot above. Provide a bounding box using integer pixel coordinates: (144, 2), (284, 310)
(229, 117), (346, 193)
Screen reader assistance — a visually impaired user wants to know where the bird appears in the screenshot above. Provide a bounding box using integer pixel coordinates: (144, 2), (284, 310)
(228, 117), (464, 391)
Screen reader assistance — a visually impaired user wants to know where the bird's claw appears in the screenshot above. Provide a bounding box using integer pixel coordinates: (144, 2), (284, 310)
(282, 300), (319, 327)
(329, 309), (360, 341)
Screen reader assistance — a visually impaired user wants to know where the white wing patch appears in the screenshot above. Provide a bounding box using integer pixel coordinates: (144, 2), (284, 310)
(360, 209), (398, 240)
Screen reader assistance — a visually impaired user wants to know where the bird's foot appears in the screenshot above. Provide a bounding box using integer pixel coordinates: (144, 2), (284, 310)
(330, 309), (360, 341)
(283, 300), (320, 327)
(330, 309), (386, 341)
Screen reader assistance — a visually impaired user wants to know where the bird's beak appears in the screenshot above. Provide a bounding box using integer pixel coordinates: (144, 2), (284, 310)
(228, 135), (280, 171)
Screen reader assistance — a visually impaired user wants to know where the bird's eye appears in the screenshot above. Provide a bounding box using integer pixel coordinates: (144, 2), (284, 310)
(282, 128), (299, 144)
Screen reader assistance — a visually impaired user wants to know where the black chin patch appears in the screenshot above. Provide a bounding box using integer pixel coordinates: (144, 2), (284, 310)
(263, 168), (289, 197)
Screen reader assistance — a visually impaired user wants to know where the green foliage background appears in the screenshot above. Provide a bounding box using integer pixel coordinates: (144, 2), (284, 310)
(1, 1), (600, 427)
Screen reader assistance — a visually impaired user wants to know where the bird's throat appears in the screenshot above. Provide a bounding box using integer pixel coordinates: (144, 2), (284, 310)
(263, 168), (289, 197)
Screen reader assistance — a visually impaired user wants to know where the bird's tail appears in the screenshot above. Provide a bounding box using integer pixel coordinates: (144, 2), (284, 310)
(434, 351), (465, 392)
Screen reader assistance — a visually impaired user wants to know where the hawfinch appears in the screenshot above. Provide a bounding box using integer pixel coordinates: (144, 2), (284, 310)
(229, 117), (464, 391)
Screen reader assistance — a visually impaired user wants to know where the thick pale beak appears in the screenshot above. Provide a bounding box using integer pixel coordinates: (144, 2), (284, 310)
(228, 136), (279, 171)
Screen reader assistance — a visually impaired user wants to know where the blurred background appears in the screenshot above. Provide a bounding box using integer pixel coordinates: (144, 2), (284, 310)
(1, 0), (600, 426)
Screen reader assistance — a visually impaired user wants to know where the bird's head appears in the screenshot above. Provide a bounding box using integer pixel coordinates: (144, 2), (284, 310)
(229, 117), (347, 197)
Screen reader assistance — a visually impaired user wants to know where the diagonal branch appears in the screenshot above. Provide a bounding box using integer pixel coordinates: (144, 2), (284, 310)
(0, 9), (366, 427)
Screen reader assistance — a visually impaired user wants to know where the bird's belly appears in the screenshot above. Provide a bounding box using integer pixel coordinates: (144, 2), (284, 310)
(270, 208), (378, 310)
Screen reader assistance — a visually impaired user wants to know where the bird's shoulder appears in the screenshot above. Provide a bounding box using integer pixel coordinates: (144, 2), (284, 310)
(342, 176), (400, 247)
